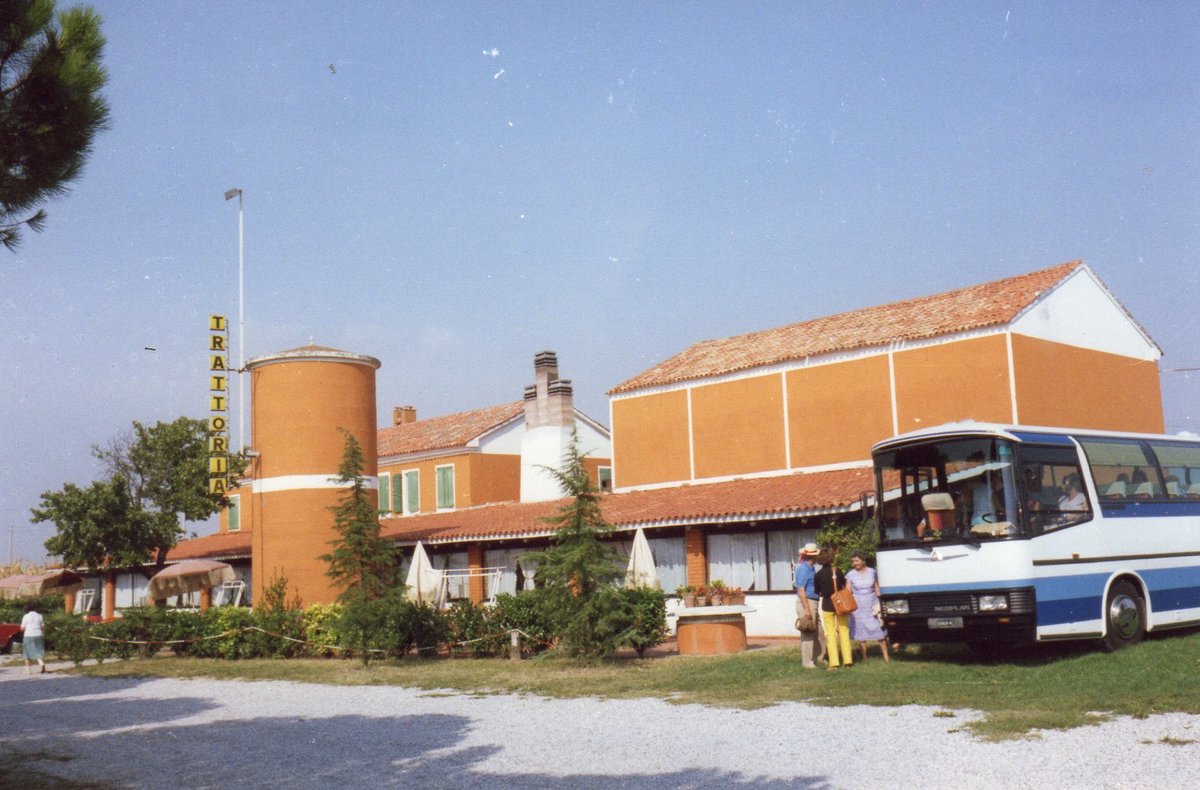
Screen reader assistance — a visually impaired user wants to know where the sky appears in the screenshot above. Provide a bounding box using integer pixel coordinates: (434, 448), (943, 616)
(3, 2), (1198, 564)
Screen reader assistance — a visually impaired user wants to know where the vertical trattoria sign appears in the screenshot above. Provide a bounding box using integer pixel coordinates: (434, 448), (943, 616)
(209, 315), (230, 495)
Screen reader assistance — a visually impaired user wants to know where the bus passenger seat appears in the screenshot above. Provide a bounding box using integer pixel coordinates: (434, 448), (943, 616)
(1103, 481), (1126, 499)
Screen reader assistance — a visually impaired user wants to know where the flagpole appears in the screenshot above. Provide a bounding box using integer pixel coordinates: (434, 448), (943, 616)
(224, 187), (245, 453)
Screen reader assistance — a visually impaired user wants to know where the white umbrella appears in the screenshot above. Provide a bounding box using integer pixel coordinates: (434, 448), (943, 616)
(625, 528), (660, 589)
(147, 559), (235, 600)
(404, 541), (444, 605)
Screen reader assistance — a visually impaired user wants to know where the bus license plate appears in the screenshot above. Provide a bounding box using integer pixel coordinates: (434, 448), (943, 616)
(928, 617), (963, 629)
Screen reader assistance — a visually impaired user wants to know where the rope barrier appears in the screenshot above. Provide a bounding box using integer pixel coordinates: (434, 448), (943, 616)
(78, 624), (555, 656)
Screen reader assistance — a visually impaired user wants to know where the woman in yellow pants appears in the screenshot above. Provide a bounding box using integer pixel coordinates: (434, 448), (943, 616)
(814, 558), (853, 669)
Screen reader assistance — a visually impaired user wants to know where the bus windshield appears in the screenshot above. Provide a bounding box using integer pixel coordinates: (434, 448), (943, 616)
(875, 436), (1095, 544)
(875, 437), (1023, 544)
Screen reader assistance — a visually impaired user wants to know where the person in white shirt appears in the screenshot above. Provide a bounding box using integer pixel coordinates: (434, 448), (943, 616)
(1058, 474), (1087, 511)
(20, 602), (46, 675)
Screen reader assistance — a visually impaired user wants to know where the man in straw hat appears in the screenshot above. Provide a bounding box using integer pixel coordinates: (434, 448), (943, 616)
(794, 543), (827, 668)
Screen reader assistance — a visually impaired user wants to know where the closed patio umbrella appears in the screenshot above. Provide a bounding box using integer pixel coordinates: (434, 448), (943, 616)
(0, 570), (84, 600)
(625, 528), (660, 590)
(146, 559), (236, 601)
(404, 541), (444, 605)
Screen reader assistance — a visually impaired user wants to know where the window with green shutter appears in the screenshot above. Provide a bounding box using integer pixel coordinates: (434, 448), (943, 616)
(391, 473), (403, 511)
(378, 472), (392, 512)
(436, 465), (455, 510)
(228, 495), (241, 532)
(405, 470), (420, 514)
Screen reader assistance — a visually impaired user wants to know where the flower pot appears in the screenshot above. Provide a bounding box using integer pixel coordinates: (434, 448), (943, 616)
(726, 593), (745, 606)
(682, 595), (698, 608)
(711, 593), (724, 606)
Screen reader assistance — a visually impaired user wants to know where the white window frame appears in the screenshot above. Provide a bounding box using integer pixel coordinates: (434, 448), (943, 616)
(435, 463), (456, 511)
(403, 468), (420, 514)
(378, 471), (392, 513)
(228, 494), (241, 532)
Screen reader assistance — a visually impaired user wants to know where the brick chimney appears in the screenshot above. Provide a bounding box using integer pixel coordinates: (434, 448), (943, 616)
(392, 405), (417, 425)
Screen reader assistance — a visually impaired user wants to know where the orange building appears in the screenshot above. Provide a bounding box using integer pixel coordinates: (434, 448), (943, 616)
(157, 260), (1165, 636)
(609, 261), (1162, 490)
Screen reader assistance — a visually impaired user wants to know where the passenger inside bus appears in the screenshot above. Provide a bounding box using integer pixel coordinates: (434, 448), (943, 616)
(970, 475), (1005, 526)
(916, 492), (956, 539)
(1058, 474), (1087, 511)
(881, 499), (913, 540)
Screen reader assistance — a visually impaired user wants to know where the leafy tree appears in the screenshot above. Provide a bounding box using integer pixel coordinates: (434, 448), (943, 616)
(93, 417), (242, 567)
(33, 476), (158, 571)
(33, 416), (241, 572)
(320, 429), (401, 666)
(1, 0), (110, 249)
(817, 513), (878, 571)
(528, 430), (627, 658)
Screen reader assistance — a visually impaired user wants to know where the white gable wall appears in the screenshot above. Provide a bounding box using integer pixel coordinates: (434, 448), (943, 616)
(477, 418), (524, 454)
(1011, 266), (1161, 361)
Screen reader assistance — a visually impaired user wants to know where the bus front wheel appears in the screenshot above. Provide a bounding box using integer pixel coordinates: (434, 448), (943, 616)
(1101, 581), (1145, 652)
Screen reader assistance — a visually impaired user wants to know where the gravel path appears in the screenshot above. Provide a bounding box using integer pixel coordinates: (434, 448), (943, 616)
(3, 662), (1199, 789)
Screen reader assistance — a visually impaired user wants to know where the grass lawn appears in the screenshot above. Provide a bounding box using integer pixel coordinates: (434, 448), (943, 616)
(71, 628), (1200, 740)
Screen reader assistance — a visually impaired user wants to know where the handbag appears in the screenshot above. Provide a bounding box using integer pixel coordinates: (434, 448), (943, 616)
(795, 613), (817, 633)
(830, 570), (858, 616)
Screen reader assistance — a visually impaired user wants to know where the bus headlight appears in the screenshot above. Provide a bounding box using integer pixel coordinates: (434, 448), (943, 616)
(883, 599), (909, 615)
(978, 594), (1009, 612)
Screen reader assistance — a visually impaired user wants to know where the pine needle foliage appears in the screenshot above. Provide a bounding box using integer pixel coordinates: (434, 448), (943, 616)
(321, 430), (400, 604)
(528, 429), (627, 657)
(0, 0), (110, 249)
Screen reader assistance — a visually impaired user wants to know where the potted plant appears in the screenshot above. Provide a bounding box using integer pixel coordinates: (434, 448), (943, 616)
(709, 579), (728, 606)
(694, 585), (709, 607)
(725, 586), (745, 606)
(676, 584), (698, 607)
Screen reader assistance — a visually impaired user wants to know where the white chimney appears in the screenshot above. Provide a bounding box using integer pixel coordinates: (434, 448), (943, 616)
(520, 351), (575, 502)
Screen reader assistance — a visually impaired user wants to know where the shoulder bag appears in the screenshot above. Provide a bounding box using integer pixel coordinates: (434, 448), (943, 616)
(830, 570), (858, 616)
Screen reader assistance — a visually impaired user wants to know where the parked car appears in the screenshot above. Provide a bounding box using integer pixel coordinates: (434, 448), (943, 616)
(0, 622), (22, 654)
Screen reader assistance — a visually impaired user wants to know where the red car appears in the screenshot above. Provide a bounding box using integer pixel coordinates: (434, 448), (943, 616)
(0, 623), (22, 654)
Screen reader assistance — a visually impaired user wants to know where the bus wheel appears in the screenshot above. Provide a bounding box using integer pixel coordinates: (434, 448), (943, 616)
(1102, 581), (1145, 652)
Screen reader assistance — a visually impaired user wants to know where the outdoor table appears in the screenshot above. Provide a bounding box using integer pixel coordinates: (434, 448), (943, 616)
(674, 604), (755, 655)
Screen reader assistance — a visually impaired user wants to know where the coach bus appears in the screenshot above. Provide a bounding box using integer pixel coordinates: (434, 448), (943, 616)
(871, 422), (1200, 651)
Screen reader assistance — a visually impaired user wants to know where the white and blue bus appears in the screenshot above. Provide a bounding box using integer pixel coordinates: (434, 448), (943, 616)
(872, 422), (1200, 651)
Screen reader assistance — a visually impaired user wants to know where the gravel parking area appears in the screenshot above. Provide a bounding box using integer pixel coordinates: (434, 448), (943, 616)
(3, 662), (1199, 788)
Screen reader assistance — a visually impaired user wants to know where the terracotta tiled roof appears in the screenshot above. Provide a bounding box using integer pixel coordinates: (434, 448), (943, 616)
(166, 530), (253, 562)
(377, 401), (525, 457)
(381, 467), (873, 544)
(610, 260), (1082, 394)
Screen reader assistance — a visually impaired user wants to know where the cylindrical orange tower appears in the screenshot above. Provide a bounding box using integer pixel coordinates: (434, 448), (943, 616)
(246, 344), (381, 606)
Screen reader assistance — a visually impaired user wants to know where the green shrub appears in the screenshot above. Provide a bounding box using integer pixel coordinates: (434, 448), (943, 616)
(192, 606), (256, 660)
(302, 603), (343, 658)
(392, 598), (449, 658)
(106, 607), (177, 659)
(615, 587), (668, 658)
(445, 600), (502, 657)
(493, 591), (555, 656)
(45, 612), (92, 665)
(1, 595), (64, 625)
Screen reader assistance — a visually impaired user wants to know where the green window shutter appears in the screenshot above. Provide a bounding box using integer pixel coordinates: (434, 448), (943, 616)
(405, 470), (420, 513)
(228, 495), (241, 532)
(379, 473), (392, 512)
(436, 466), (455, 509)
(391, 473), (403, 511)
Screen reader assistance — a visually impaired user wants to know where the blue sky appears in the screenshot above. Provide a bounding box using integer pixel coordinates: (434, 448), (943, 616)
(3, 2), (1198, 564)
